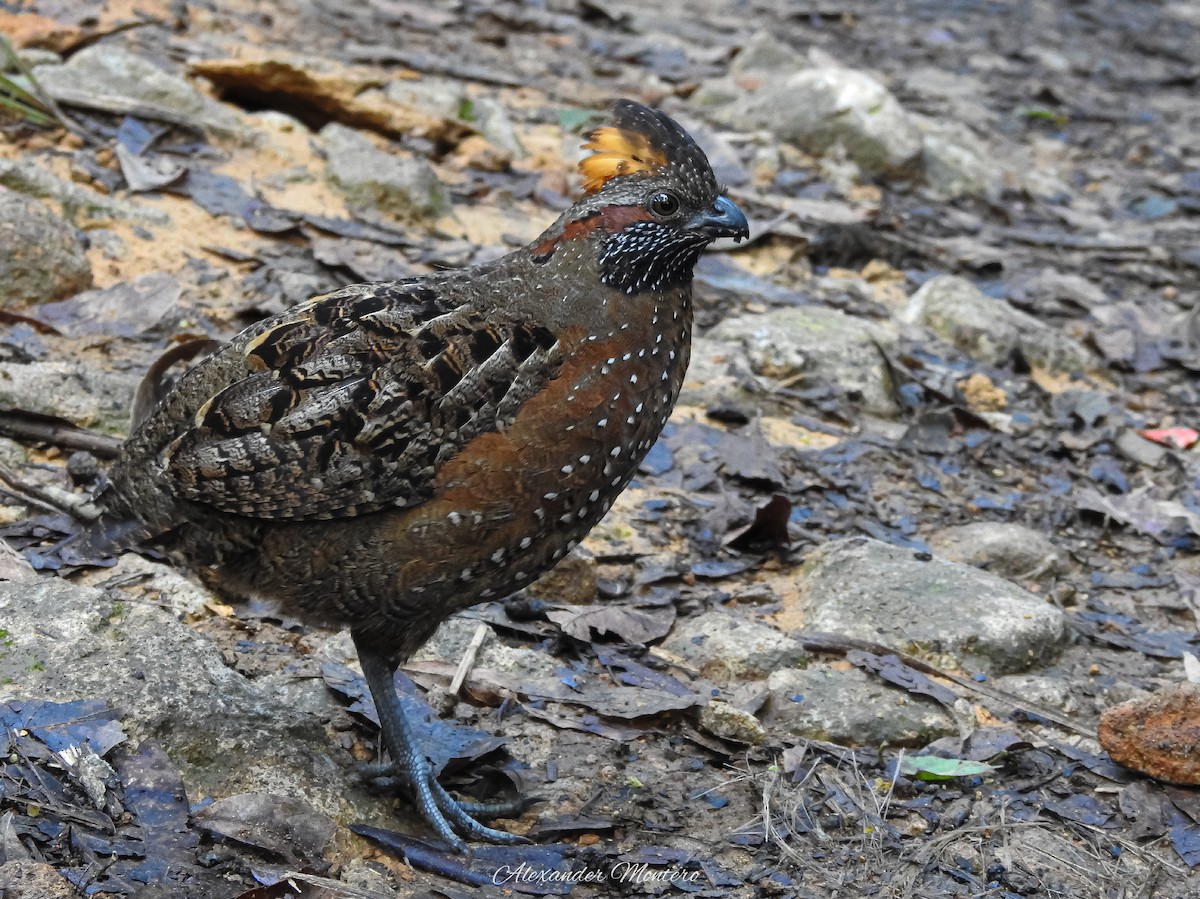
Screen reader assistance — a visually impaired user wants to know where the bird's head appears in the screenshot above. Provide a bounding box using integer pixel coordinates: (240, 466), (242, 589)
(532, 100), (749, 295)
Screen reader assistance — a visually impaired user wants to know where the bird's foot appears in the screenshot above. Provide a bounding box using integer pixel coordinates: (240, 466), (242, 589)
(419, 775), (530, 851)
(356, 758), (531, 848)
(354, 641), (532, 851)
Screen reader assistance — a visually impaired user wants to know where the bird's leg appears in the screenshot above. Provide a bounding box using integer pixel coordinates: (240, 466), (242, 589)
(353, 634), (528, 850)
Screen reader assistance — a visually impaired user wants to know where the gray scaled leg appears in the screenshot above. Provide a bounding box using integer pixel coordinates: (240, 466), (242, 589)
(353, 632), (528, 851)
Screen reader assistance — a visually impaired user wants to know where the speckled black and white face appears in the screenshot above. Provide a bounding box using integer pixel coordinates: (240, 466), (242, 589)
(592, 176), (749, 294)
(597, 212), (714, 294)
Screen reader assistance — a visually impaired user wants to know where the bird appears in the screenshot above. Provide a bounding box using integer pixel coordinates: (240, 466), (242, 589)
(54, 99), (748, 849)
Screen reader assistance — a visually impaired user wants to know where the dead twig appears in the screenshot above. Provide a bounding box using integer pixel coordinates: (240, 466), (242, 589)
(0, 461), (99, 520)
(448, 622), (490, 696)
(0, 415), (123, 459)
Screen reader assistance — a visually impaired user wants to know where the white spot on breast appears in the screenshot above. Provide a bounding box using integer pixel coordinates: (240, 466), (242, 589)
(589, 489), (600, 501)
(491, 549), (506, 563)
(561, 464), (573, 475)
(519, 536), (532, 549)
(544, 492), (558, 500)
(460, 568), (474, 580)
(630, 374), (638, 384)
(579, 454), (591, 464)
(597, 418), (608, 427)
(448, 511), (462, 525)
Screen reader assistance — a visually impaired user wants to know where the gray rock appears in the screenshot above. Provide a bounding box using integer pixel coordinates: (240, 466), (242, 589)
(0, 360), (136, 434)
(1114, 428), (1169, 468)
(0, 192), (91, 303)
(928, 522), (1068, 580)
(320, 122), (449, 222)
(901, 67), (993, 128)
(680, 334), (837, 420)
(764, 664), (957, 746)
(792, 537), (1068, 674)
(699, 700), (767, 744)
(33, 46), (245, 141)
(706, 306), (900, 417)
(0, 158), (170, 225)
(900, 275), (1096, 373)
(0, 579), (383, 823)
(697, 53), (922, 177)
(918, 118), (1004, 201)
(1010, 268), (1109, 311)
(471, 97), (525, 158)
(384, 77), (467, 119)
(731, 30), (806, 75)
(660, 610), (807, 679)
(388, 82), (525, 157)
(0, 861), (76, 899)
(990, 673), (1081, 716)
(13, 49), (63, 70)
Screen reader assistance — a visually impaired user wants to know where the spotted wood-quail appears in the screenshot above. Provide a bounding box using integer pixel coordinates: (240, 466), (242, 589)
(63, 100), (748, 848)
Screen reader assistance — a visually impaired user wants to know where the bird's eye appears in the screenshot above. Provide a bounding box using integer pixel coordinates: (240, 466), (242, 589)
(647, 191), (680, 217)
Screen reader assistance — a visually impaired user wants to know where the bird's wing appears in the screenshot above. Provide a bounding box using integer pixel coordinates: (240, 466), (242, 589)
(160, 281), (561, 520)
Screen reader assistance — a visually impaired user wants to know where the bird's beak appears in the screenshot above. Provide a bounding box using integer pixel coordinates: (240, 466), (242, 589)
(691, 194), (750, 242)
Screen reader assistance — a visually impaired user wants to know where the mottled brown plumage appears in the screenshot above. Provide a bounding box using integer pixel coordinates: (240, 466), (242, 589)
(70, 100), (748, 848)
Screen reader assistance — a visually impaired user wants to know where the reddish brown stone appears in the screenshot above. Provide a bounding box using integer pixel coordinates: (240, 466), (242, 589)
(1098, 682), (1200, 785)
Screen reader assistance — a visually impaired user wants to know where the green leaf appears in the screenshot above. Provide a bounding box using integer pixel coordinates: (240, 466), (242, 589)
(557, 107), (601, 133)
(0, 38), (58, 127)
(1017, 105), (1069, 126)
(900, 755), (997, 781)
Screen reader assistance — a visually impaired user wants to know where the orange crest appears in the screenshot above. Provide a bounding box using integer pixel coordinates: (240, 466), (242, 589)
(579, 124), (669, 194)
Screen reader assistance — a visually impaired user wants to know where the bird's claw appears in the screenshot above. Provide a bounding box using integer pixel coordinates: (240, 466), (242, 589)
(355, 758), (531, 846)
